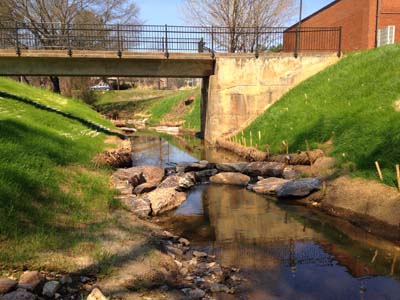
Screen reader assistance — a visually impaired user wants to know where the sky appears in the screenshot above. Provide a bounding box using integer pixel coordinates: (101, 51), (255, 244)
(135, 0), (334, 26)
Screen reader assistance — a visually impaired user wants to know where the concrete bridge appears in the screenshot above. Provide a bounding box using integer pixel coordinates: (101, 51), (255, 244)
(0, 23), (342, 142)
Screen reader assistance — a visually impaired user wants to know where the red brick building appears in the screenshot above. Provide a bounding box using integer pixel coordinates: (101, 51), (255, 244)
(285, 0), (400, 52)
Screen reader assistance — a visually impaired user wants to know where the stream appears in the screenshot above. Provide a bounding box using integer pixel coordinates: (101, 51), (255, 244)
(130, 133), (400, 300)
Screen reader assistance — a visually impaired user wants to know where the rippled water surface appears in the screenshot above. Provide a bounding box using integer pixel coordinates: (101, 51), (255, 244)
(132, 134), (400, 300)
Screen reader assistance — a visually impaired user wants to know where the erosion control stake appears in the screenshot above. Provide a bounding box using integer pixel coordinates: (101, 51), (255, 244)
(375, 161), (384, 182)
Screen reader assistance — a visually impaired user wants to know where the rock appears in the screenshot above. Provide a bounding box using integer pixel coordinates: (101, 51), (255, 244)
(277, 178), (322, 198)
(215, 163), (248, 173)
(134, 182), (157, 195)
(113, 168), (145, 187)
(244, 162), (286, 177)
(165, 245), (184, 258)
(18, 271), (43, 291)
(210, 283), (229, 293)
(2, 288), (36, 300)
(178, 237), (190, 246)
(158, 173), (195, 190)
(195, 169), (218, 180)
(42, 281), (60, 298)
(283, 167), (301, 180)
(118, 166), (164, 191)
(145, 188), (187, 215)
(80, 276), (91, 283)
(0, 278), (17, 294)
(130, 196), (151, 217)
(252, 177), (290, 195)
(59, 275), (72, 285)
(176, 162), (208, 173)
(210, 172), (250, 186)
(87, 288), (108, 300)
(193, 251), (207, 258)
(188, 288), (206, 299)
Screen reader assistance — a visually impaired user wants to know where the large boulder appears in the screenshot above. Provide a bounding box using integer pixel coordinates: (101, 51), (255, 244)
(0, 278), (17, 294)
(176, 161), (209, 173)
(87, 288), (108, 300)
(112, 168), (145, 187)
(195, 169), (218, 180)
(277, 178), (322, 198)
(3, 289), (36, 300)
(18, 271), (43, 291)
(252, 178), (290, 195)
(158, 173), (196, 190)
(215, 163), (248, 173)
(243, 162), (285, 177)
(129, 196), (151, 217)
(42, 281), (60, 298)
(144, 188), (187, 215)
(134, 182), (157, 195)
(210, 172), (250, 186)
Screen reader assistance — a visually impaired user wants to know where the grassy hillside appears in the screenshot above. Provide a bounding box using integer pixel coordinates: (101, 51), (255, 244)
(0, 77), (117, 268)
(241, 45), (400, 186)
(96, 88), (201, 130)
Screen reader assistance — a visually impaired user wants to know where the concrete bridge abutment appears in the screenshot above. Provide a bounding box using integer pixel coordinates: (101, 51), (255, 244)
(203, 53), (340, 144)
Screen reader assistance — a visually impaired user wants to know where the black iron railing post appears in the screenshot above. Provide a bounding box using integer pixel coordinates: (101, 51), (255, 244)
(117, 24), (122, 58)
(255, 26), (259, 58)
(211, 26), (215, 59)
(338, 26), (342, 57)
(67, 23), (72, 57)
(164, 24), (169, 58)
(15, 21), (20, 56)
(294, 27), (299, 58)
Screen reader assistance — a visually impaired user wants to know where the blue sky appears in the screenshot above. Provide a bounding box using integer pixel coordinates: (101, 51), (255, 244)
(136, 0), (334, 26)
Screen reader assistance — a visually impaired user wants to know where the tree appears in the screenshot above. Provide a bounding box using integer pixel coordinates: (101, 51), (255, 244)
(181, 0), (296, 52)
(0, 0), (140, 93)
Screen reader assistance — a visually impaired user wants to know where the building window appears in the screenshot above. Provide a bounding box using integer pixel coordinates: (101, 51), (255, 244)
(377, 26), (396, 47)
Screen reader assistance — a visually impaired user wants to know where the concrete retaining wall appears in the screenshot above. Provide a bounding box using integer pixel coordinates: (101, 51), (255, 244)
(204, 53), (340, 143)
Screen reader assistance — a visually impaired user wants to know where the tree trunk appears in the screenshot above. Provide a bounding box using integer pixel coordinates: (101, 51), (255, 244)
(49, 76), (61, 94)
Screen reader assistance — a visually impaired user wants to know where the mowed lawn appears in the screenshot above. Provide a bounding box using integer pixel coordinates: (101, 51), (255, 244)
(96, 88), (201, 130)
(242, 44), (400, 186)
(0, 77), (117, 268)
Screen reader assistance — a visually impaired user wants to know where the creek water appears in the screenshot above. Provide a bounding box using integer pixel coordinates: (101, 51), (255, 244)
(130, 134), (400, 300)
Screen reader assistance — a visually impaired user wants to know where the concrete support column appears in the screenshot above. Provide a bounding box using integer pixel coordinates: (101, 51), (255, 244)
(200, 76), (209, 137)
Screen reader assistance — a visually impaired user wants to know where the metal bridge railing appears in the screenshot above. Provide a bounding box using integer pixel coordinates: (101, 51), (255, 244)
(0, 22), (342, 58)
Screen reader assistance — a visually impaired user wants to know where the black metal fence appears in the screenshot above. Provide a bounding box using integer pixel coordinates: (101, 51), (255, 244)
(0, 22), (342, 57)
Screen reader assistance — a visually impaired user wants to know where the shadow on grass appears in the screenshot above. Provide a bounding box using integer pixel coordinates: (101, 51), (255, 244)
(0, 120), (112, 265)
(0, 91), (125, 138)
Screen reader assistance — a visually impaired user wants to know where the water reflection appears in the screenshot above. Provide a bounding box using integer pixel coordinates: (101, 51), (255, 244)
(131, 134), (400, 299)
(130, 134), (241, 166)
(167, 185), (400, 300)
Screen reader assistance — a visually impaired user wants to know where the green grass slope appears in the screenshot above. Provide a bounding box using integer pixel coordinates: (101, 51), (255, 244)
(96, 88), (201, 131)
(0, 77), (117, 268)
(242, 45), (400, 186)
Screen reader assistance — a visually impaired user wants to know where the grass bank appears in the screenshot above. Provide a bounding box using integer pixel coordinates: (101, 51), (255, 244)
(240, 45), (400, 186)
(0, 77), (120, 269)
(95, 88), (201, 131)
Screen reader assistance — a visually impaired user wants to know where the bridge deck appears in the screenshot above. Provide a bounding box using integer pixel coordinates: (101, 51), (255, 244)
(0, 50), (215, 77)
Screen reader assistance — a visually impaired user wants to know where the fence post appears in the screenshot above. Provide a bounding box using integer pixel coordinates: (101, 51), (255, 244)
(67, 23), (72, 57)
(117, 24), (122, 58)
(294, 27), (299, 58)
(255, 26), (259, 58)
(338, 26), (342, 57)
(15, 21), (20, 56)
(211, 26), (215, 59)
(164, 24), (169, 58)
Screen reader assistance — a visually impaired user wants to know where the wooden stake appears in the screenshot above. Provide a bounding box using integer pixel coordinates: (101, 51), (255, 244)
(258, 130), (261, 143)
(396, 164), (400, 192)
(375, 161), (384, 182)
(250, 131), (253, 147)
(282, 140), (289, 155)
